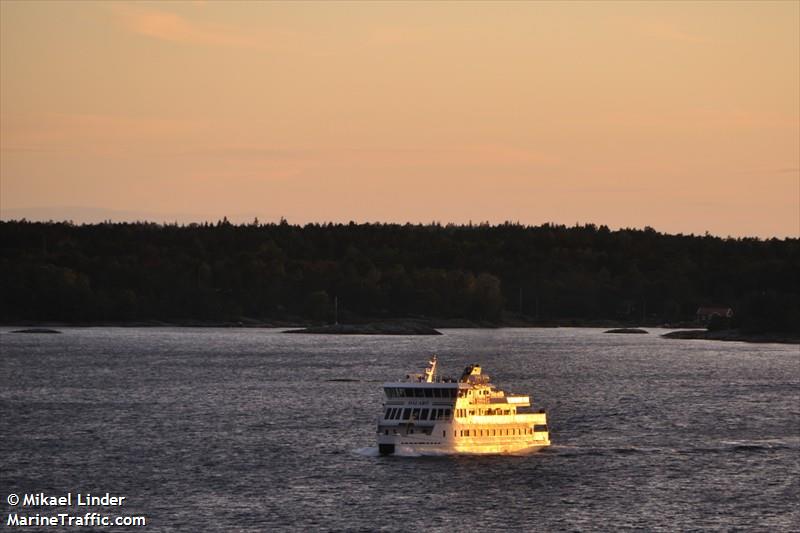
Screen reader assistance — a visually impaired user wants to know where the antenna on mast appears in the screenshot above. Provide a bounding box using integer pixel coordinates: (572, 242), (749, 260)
(425, 355), (437, 383)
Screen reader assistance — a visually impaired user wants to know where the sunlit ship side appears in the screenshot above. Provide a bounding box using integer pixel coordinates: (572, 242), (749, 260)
(376, 357), (550, 455)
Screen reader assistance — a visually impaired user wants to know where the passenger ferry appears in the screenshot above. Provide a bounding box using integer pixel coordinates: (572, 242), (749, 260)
(376, 356), (550, 455)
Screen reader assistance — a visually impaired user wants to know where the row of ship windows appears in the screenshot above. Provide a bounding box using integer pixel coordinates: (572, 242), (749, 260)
(384, 407), (452, 421)
(385, 388), (458, 399)
(459, 428), (538, 437)
(383, 425), (548, 437)
(455, 408), (512, 417)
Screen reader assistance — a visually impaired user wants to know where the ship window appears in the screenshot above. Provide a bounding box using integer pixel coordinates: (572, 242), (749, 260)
(534, 424), (548, 432)
(385, 389), (394, 398)
(424, 388), (433, 398)
(402, 408), (411, 420)
(445, 409), (451, 419)
(469, 410), (475, 416)
(395, 389), (404, 398)
(384, 409), (391, 419)
(414, 389), (425, 398)
(421, 409), (429, 420)
(404, 388), (414, 397)
(432, 389), (440, 398)
(443, 431), (446, 437)
(395, 409), (403, 420)
(412, 408), (421, 420)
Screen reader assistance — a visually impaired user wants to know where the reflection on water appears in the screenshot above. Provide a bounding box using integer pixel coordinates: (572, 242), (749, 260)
(1, 328), (798, 531)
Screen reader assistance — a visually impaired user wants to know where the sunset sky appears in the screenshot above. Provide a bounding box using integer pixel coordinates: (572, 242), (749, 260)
(1, 1), (798, 237)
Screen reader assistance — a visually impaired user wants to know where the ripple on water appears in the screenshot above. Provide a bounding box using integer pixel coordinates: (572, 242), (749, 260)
(0, 327), (797, 531)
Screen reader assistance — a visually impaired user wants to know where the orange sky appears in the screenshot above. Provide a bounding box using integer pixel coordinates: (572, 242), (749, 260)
(1, 1), (798, 237)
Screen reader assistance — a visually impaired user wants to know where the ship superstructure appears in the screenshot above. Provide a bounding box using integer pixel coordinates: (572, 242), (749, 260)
(376, 356), (550, 455)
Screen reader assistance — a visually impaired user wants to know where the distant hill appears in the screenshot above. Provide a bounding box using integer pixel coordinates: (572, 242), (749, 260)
(1, 220), (797, 333)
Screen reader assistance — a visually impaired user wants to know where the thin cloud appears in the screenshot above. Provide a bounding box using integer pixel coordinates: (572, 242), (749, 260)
(639, 21), (711, 44)
(110, 4), (261, 48)
(613, 16), (714, 45)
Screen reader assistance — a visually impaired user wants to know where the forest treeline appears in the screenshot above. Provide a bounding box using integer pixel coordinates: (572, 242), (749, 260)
(0, 220), (798, 332)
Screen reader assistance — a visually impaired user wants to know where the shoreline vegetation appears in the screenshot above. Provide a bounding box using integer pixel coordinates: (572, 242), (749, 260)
(3, 319), (797, 343)
(284, 321), (442, 335)
(2, 220), (797, 343)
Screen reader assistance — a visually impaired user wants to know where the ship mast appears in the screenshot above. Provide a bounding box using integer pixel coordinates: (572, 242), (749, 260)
(425, 355), (437, 383)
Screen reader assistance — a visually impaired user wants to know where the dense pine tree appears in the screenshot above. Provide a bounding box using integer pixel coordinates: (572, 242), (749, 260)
(1, 220), (797, 332)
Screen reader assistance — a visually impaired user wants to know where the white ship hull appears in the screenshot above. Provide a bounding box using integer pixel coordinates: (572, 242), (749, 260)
(378, 437), (549, 456)
(376, 359), (551, 455)
(377, 419), (551, 455)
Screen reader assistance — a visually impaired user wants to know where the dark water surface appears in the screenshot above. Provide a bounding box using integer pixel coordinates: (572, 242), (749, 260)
(1, 328), (798, 531)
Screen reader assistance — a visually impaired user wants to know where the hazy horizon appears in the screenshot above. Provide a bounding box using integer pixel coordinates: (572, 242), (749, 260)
(2, 1), (798, 238)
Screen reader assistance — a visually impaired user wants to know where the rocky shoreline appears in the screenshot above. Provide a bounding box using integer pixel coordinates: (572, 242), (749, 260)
(3, 321), (797, 344)
(661, 329), (800, 344)
(283, 322), (442, 335)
